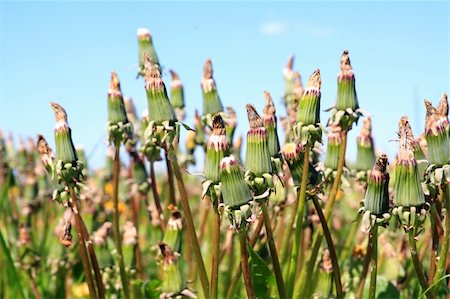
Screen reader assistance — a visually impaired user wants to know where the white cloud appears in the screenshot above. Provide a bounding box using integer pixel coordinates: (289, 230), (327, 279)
(259, 21), (287, 36)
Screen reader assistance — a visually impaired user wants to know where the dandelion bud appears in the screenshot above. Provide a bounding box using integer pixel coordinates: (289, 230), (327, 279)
(282, 143), (319, 186)
(50, 102), (78, 164)
(201, 59), (223, 116)
(355, 117), (376, 171)
(245, 104), (272, 176)
(262, 92), (281, 158)
(324, 124), (342, 170)
(394, 116), (425, 207)
(364, 154), (390, 215)
(158, 242), (185, 296)
(137, 28), (160, 76)
(107, 71), (128, 124)
(144, 55), (176, 123)
(412, 135), (428, 179)
(336, 50), (359, 111)
(205, 114), (228, 182)
(220, 156), (252, 208)
(169, 70), (185, 110)
(297, 69), (321, 125)
(163, 205), (183, 253)
(36, 134), (55, 173)
(424, 99), (450, 166)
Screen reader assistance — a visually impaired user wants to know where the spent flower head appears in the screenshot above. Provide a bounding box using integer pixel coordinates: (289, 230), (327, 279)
(204, 114), (229, 183)
(137, 28), (160, 77)
(201, 59), (224, 117)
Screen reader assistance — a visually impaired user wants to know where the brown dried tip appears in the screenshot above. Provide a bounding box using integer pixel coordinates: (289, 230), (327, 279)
(203, 58), (213, 79)
(143, 53), (161, 80)
(49, 102), (67, 123)
(340, 50), (352, 72)
(424, 100), (436, 117)
(322, 249), (333, 273)
(245, 104), (263, 128)
(110, 71), (121, 92)
(212, 114), (225, 130)
(437, 93), (448, 117)
(263, 91), (276, 116)
(286, 55), (295, 70)
(398, 116), (415, 161)
(169, 69), (180, 81)
(373, 154), (388, 173)
(36, 134), (51, 155)
(157, 241), (177, 262)
(359, 117), (372, 138)
(307, 69), (321, 89)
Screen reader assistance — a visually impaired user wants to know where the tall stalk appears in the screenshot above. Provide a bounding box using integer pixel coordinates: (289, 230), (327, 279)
(168, 145), (210, 298)
(165, 151), (176, 206)
(238, 229), (255, 299)
(368, 224), (378, 299)
(355, 234), (373, 299)
(210, 211), (220, 299)
(260, 201), (286, 298)
(408, 229), (429, 295)
(294, 130), (348, 298)
(286, 144), (311, 296)
(112, 144), (130, 298)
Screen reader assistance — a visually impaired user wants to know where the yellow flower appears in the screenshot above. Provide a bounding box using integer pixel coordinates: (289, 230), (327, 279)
(72, 282), (89, 298)
(104, 200), (127, 215)
(104, 182), (114, 197)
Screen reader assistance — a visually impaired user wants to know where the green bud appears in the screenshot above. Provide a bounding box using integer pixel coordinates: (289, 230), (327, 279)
(355, 117), (376, 171)
(412, 135), (428, 179)
(169, 70), (185, 109)
(158, 242), (185, 295)
(144, 55), (176, 124)
(297, 69), (321, 125)
(424, 99), (450, 166)
(205, 114), (228, 182)
(220, 156), (253, 208)
(336, 50), (359, 111)
(50, 102), (78, 164)
(107, 71), (128, 124)
(282, 142), (319, 186)
(262, 92), (281, 158)
(137, 28), (160, 77)
(394, 116), (425, 207)
(201, 59), (223, 116)
(364, 154), (390, 215)
(162, 205), (183, 253)
(324, 124), (342, 170)
(245, 104), (272, 176)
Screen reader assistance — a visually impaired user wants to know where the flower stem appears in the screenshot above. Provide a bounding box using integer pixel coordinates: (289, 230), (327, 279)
(165, 151), (176, 205)
(311, 194), (343, 298)
(112, 144), (130, 299)
(287, 144), (311, 297)
(210, 211), (221, 299)
(67, 189), (97, 299)
(150, 161), (166, 232)
(294, 130), (348, 298)
(408, 228), (429, 295)
(355, 234), (373, 299)
(261, 201), (287, 298)
(368, 224), (378, 299)
(168, 145), (210, 298)
(239, 229), (255, 299)
(432, 185), (450, 293)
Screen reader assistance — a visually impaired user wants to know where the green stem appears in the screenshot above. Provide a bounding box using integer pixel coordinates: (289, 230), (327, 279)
(168, 145), (210, 298)
(165, 151), (177, 206)
(311, 195), (343, 298)
(428, 203), (439, 284)
(294, 130), (348, 298)
(239, 229), (255, 299)
(355, 233), (373, 299)
(261, 201), (287, 298)
(368, 224), (378, 299)
(112, 144), (130, 299)
(286, 144), (311, 297)
(432, 185), (450, 293)
(210, 211), (220, 299)
(408, 229), (429, 296)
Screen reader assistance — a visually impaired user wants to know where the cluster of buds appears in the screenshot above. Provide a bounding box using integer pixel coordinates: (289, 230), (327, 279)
(141, 54), (178, 161)
(157, 242), (195, 298)
(392, 117), (429, 233)
(244, 104), (273, 196)
(38, 103), (85, 204)
(169, 70), (186, 121)
(219, 156), (254, 231)
(293, 69), (323, 146)
(354, 117), (376, 180)
(107, 71), (133, 147)
(201, 59), (224, 124)
(423, 94), (450, 186)
(360, 155), (391, 233)
(137, 28), (160, 77)
(328, 50), (362, 131)
(282, 143), (320, 191)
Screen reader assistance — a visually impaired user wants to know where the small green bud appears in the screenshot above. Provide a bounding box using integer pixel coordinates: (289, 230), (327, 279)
(262, 92), (281, 158)
(162, 205), (183, 253)
(336, 50), (359, 111)
(169, 70), (185, 109)
(36, 134), (55, 174)
(137, 28), (160, 77)
(220, 156), (253, 208)
(205, 114), (228, 182)
(355, 117), (376, 172)
(394, 116), (425, 207)
(324, 124), (342, 170)
(297, 69), (321, 125)
(364, 154), (390, 215)
(201, 59), (223, 116)
(107, 71), (128, 125)
(245, 104), (272, 176)
(50, 102), (78, 164)
(424, 98), (450, 166)
(157, 242), (185, 296)
(282, 142), (319, 186)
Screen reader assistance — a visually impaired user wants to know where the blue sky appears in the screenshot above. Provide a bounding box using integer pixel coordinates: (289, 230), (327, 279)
(0, 1), (448, 170)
